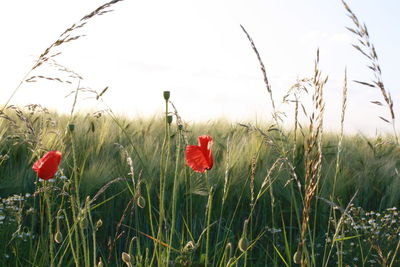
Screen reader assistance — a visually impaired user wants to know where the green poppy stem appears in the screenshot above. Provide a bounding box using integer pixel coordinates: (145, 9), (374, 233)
(205, 186), (214, 267)
(44, 181), (55, 267)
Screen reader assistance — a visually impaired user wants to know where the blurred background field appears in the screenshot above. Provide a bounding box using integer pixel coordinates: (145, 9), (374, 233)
(0, 106), (399, 266)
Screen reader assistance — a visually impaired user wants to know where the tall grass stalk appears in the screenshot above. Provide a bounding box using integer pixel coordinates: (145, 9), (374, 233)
(205, 187), (214, 267)
(155, 91), (171, 265)
(240, 25), (278, 125)
(297, 49), (327, 266)
(1, 0), (125, 114)
(166, 118), (182, 265)
(44, 182), (55, 267)
(322, 68), (348, 266)
(62, 209), (79, 266)
(342, 0), (398, 144)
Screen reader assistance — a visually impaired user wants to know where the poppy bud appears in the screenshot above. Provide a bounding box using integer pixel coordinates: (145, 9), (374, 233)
(224, 242), (232, 259)
(167, 115), (173, 125)
(97, 257), (104, 267)
(178, 124), (183, 131)
(238, 219), (249, 252)
(68, 123), (75, 132)
(96, 219), (103, 231)
(163, 91), (170, 101)
(223, 243), (233, 266)
(136, 196), (146, 208)
(54, 231), (63, 244)
(122, 252), (132, 267)
(293, 247), (302, 264)
(238, 236), (249, 252)
(80, 216), (88, 229)
(182, 241), (195, 253)
(293, 251), (301, 264)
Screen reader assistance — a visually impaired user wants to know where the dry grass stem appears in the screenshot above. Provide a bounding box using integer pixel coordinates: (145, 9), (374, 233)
(298, 49), (327, 266)
(240, 25), (279, 125)
(342, 0), (397, 143)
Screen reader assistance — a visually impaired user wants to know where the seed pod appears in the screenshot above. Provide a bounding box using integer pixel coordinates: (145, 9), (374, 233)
(167, 115), (173, 124)
(163, 91), (170, 101)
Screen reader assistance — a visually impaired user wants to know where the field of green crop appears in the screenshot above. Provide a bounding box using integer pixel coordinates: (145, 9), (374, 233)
(0, 1), (399, 266)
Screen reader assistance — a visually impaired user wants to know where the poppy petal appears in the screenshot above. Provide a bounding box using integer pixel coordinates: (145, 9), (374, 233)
(198, 135), (213, 150)
(186, 145), (211, 173)
(32, 159), (43, 172)
(32, 151), (62, 180)
(198, 135), (213, 169)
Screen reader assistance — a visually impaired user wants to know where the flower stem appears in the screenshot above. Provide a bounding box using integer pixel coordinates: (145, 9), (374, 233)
(44, 181), (55, 267)
(205, 187), (213, 267)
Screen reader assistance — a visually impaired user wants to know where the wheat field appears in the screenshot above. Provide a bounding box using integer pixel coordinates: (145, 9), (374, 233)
(0, 0), (399, 266)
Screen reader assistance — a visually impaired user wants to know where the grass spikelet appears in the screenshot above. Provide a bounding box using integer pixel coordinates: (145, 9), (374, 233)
(298, 49), (327, 266)
(240, 24), (279, 125)
(341, 0), (397, 143)
(1, 0), (126, 113)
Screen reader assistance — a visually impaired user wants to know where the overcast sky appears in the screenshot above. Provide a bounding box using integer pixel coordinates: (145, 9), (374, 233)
(1, 0), (399, 135)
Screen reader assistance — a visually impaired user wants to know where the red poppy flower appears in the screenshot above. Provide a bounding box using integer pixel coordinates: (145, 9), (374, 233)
(185, 135), (213, 173)
(32, 151), (62, 180)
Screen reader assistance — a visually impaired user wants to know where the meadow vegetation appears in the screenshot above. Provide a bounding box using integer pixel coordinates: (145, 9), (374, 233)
(0, 0), (399, 266)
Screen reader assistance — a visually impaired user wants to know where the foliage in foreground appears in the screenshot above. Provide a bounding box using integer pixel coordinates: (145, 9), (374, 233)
(0, 105), (399, 266)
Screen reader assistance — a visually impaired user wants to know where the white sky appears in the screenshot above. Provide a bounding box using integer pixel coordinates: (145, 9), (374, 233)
(1, 0), (399, 135)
